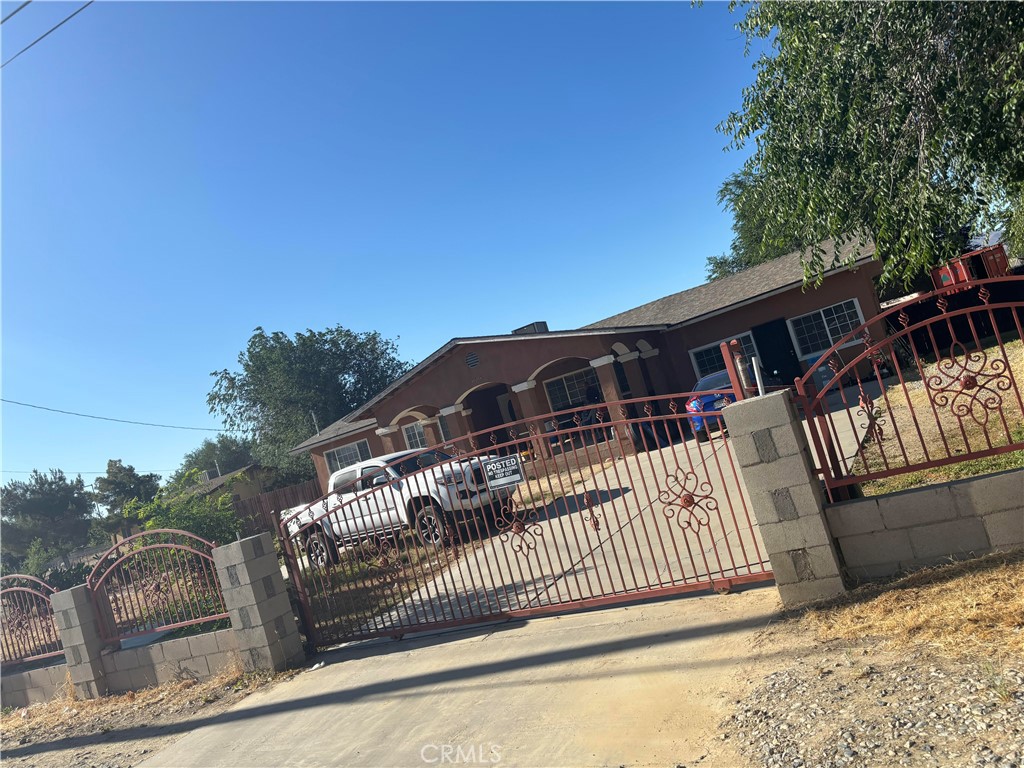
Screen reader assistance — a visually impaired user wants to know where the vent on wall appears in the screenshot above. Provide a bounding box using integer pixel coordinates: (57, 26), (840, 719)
(465, 351), (480, 368)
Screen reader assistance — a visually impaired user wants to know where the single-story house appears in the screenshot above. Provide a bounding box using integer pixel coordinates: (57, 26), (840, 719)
(292, 240), (884, 491)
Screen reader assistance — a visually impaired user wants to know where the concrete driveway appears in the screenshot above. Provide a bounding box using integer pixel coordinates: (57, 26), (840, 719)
(369, 435), (770, 635)
(141, 586), (785, 768)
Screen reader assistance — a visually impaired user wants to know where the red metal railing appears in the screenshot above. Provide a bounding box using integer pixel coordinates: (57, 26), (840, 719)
(0, 575), (64, 664)
(280, 391), (772, 648)
(794, 276), (1024, 501)
(86, 530), (229, 644)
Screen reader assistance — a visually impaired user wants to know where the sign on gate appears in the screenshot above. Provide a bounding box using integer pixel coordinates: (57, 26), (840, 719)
(483, 455), (523, 488)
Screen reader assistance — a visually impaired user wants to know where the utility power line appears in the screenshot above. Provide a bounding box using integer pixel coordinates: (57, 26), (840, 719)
(2, 0), (93, 69)
(1, 469), (174, 476)
(1, 398), (238, 433)
(1, 1), (32, 25)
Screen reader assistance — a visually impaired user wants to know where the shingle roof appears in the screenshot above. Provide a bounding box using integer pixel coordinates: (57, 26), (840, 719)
(584, 239), (876, 330)
(288, 417), (379, 455)
(291, 239), (876, 456)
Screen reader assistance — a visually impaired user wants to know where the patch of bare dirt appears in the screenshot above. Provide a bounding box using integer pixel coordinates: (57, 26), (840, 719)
(1, 667), (294, 768)
(720, 551), (1024, 768)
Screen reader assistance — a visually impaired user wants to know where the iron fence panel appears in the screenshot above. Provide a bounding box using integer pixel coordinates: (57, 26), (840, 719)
(281, 393), (772, 648)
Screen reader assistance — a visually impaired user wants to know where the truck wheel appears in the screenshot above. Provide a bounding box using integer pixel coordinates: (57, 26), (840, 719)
(415, 503), (449, 549)
(695, 426), (710, 443)
(305, 528), (339, 570)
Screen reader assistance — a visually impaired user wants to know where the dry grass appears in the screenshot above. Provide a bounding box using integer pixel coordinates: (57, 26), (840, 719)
(800, 550), (1024, 662)
(853, 337), (1024, 495)
(0, 663), (280, 741)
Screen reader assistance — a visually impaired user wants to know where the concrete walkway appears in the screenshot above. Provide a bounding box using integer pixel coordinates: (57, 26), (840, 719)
(141, 587), (785, 768)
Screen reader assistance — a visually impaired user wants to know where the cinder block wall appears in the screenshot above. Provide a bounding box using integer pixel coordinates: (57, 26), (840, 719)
(826, 467), (1024, 580)
(101, 628), (239, 694)
(2, 532), (304, 709)
(1, 630), (239, 708)
(0, 662), (68, 709)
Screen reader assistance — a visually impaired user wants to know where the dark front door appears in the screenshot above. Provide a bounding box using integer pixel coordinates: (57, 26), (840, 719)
(751, 318), (803, 384)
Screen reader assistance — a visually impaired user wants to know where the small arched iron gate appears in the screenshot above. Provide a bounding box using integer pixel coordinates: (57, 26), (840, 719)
(0, 574), (63, 664)
(87, 529), (229, 644)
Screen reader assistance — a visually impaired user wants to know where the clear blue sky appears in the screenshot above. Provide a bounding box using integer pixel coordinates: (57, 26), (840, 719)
(2, 1), (757, 486)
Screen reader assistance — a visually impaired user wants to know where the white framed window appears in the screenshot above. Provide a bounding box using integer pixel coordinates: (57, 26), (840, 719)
(689, 333), (759, 380)
(324, 439), (371, 474)
(544, 367), (600, 412)
(437, 414), (452, 442)
(403, 422), (428, 450)
(787, 299), (865, 359)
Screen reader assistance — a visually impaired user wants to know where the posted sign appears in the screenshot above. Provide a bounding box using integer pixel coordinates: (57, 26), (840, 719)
(482, 455), (524, 489)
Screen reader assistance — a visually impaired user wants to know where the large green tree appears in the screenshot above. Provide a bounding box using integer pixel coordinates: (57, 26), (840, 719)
(88, 459), (162, 542)
(718, 1), (1024, 287)
(171, 434), (256, 485)
(123, 470), (239, 546)
(208, 326), (410, 485)
(0, 470), (94, 568)
(91, 459), (161, 516)
(706, 168), (807, 280)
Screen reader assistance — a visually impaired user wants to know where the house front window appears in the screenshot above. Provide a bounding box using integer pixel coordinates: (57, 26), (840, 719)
(690, 333), (758, 379)
(788, 299), (864, 358)
(403, 422), (428, 450)
(544, 367), (600, 412)
(324, 439), (371, 474)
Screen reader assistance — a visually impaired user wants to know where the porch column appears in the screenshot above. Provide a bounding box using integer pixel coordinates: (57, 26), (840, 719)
(440, 405), (476, 450)
(640, 348), (673, 395)
(512, 380), (553, 459)
(617, 351), (650, 400)
(376, 426), (400, 453)
(421, 418), (443, 448)
(590, 355), (637, 456)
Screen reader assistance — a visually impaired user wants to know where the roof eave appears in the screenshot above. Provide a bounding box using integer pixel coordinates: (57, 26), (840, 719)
(288, 419), (379, 456)
(667, 253), (878, 332)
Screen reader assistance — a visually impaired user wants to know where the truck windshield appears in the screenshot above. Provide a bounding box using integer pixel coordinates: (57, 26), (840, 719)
(391, 450), (454, 476)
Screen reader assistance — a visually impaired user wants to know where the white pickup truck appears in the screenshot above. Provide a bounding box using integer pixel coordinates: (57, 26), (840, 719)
(283, 449), (523, 568)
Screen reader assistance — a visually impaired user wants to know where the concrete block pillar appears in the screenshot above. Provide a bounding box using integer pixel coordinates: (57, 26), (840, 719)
(376, 426), (400, 454)
(51, 585), (109, 699)
(590, 355), (637, 457)
(213, 533), (305, 672)
(722, 390), (847, 606)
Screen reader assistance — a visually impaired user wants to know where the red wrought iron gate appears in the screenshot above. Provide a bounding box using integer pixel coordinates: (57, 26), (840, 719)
(280, 389), (773, 648)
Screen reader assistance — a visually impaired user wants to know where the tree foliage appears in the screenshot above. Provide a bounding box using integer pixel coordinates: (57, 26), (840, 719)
(719, 1), (1024, 286)
(0, 470), (94, 568)
(171, 434), (255, 485)
(707, 169), (807, 280)
(123, 470), (239, 546)
(208, 326), (410, 484)
(91, 459), (160, 516)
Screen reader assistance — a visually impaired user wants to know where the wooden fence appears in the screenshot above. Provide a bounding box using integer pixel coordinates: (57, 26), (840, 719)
(232, 479), (323, 537)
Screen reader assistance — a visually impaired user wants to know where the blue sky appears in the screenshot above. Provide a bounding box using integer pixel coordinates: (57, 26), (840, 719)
(2, 1), (757, 487)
